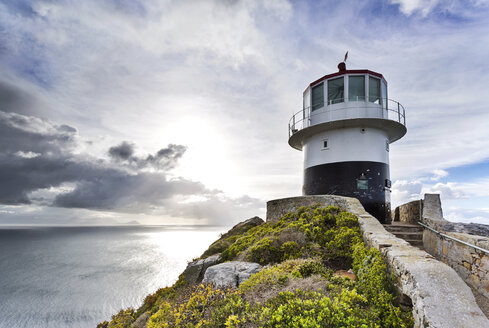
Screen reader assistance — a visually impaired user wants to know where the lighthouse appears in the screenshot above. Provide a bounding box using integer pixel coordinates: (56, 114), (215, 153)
(288, 61), (406, 223)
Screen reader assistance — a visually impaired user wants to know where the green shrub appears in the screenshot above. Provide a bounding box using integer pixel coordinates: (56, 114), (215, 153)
(336, 211), (360, 228)
(221, 229), (266, 261)
(280, 241), (300, 261)
(201, 239), (232, 258)
(208, 292), (250, 327)
(294, 259), (330, 278)
(239, 262), (292, 293)
(102, 309), (135, 328)
(147, 284), (228, 327)
(259, 289), (370, 328)
(247, 237), (282, 264)
(352, 243), (413, 327)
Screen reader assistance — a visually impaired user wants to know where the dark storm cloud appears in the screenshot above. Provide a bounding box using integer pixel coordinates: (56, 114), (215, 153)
(0, 77), (52, 117)
(0, 153), (114, 205)
(53, 173), (207, 211)
(108, 141), (134, 160)
(145, 144), (187, 170)
(0, 110), (261, 222)
(108, 141), (187, 170)
(0, 79), (35, 115)
(0, 153), (74, 204)
(0, 110), (192, 207)
(0, 111), (77, 155)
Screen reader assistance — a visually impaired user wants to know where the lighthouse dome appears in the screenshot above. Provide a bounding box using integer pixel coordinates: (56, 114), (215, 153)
(289, 65), (406, 150)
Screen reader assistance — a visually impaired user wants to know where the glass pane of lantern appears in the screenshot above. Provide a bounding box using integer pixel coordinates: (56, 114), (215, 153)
(311, 83), (324, 111)
(348, 76), (365, 101)
(381, 80), (387, 109)
(328, 77), (344, 104)
(369, 76), (380, 104)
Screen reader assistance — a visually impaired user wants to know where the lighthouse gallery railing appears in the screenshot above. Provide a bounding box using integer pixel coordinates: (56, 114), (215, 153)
(288, 98), (406, 138)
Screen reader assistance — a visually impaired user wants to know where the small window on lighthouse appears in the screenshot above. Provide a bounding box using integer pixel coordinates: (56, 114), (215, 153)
(357, 173), (368, 190)
(369, 77), (381, 104)
(357, 179), (368, 190)
(328, 77), (344, 104)
(386, 140), (390, 152)
(321, 139), (329, 150)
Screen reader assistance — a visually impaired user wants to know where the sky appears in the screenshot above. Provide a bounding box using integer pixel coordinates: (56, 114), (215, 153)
(1, 0), (489, 226)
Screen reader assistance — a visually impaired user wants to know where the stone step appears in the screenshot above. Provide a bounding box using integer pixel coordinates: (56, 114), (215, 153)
(389, 231), (423, 241)
(385, 227), (424, 234)
(383, 224), (423, 233)
(405, 239), (424, 248)
(382, 223), (425, 249)
(384, 226), (423, 233)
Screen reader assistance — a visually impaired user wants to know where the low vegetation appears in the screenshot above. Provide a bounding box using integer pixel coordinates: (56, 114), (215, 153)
(100, 205), (413, 328)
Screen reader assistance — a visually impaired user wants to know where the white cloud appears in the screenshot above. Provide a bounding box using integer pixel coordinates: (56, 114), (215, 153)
(455, 178), (489, 197)
(445, 207), (489, 225)
(392, 176), (467, 207)
(14, 151), (40, 159)
(389, 0), (489, 17)
(391, 179), (423, 206)
(430, 169), (448, 181)
(424, 182), (466, 200)
(389, 0), (440, 16)
(391, 174), (489, 224)
(262, 0), (293, 20)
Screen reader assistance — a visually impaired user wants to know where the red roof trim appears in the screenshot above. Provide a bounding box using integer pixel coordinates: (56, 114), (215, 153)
(303, 70), (386, 95)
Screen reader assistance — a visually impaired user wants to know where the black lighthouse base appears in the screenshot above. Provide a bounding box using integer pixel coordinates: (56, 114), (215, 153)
(303, 161), (391, 223)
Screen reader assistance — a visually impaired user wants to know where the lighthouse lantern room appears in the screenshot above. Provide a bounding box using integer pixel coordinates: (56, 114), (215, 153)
(289, 61), (406, 223)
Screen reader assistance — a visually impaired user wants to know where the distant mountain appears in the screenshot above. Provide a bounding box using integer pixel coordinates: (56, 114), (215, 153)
(122, 220), (140, 225)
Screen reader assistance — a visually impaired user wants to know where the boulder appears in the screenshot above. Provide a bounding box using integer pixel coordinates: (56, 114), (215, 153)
(182, 253), (221, 284)
(130, 312), (149, 328)
(202, 261), (262, 288)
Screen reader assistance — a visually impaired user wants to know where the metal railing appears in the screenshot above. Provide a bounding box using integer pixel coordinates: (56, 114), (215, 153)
(417, 221), (489, 255)
(288, 98), (406, 138)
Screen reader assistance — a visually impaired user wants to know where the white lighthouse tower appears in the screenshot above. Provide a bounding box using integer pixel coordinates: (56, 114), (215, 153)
(288, 60), (406, 223)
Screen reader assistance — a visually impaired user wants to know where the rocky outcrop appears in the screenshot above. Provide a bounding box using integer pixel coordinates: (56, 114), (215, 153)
(220, 216), (264, 239)
(182, 253), (221, 284)
(130, 312), (149, 328)
(200, 216), (264, 259)
(202, 261), (262, 288)
(183, 217), (264, 285)
(439, 222), (489, 237)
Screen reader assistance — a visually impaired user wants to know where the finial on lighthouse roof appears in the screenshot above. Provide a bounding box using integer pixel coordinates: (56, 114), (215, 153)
(338, 51), (348, 71)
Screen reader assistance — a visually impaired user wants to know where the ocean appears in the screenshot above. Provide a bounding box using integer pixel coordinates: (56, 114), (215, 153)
(0, 225), (225, 328)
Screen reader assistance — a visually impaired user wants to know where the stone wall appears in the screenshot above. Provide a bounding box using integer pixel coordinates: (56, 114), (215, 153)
(393, 199), (422, 224)
(267, 195), (356, 222)
(420, 194), (489, 301)
(266, 195), (489, 327)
